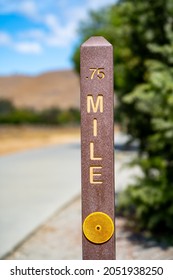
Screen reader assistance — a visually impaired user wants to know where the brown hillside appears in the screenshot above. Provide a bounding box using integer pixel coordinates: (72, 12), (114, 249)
(0, 70), (80, 110)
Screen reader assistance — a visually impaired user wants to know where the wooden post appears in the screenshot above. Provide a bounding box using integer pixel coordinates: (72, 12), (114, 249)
(80, 36), (115, 260)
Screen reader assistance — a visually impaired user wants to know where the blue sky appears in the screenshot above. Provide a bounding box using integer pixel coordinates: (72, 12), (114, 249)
(0, 0), (115, 76)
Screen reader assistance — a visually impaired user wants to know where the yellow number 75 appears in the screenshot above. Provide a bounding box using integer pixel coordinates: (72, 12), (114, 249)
(89, 68), (105, 79)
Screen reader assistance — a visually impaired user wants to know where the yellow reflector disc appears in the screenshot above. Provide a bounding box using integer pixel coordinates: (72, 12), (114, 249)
(83, 212), (114, 244)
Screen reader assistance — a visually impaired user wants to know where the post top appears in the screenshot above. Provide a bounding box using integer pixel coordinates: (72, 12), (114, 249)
(81, 36), (112, 47)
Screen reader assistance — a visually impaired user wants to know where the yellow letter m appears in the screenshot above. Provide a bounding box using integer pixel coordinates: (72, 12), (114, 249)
(87, 95), (103, 113)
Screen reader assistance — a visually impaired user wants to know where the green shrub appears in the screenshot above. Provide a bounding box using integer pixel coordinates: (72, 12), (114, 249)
(119, 41), (173, 240)
(72, 0), (173, 240)
(39, 108), (61, 124)
(57, 108), (80, 125)
(0, 99), (15, 115)
(0, 99), (80, 126)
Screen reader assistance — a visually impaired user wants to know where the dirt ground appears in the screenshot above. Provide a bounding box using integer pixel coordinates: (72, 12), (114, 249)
(0, 125), (121, 156)
(0, 125), (80, 156)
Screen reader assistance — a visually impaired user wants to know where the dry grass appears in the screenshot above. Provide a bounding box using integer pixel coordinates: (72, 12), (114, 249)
(0, 125), (80, 156)
(0, 125), (121, 156)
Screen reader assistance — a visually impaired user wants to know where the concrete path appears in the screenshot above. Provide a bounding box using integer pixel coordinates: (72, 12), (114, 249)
(6, 195), (173, 260)
(0, 142), (81, 258)
(0, 133), (141, 259)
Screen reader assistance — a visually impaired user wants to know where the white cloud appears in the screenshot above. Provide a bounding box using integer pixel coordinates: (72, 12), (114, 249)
(44, 14), (59, 32)
(43, 14), (76, 47)
(19, 29), (45, 40)
(0, 0), (117, 52)
(18, 1), (37, 18)
(19, 13), (77, 47)
(14, 42), (42, 54)
(0, 31), (42, 54)
(0, 0), (38, 18)
(87, 0), (116, 10)
(0, 31), (11, 45)
(65, 6), (88, 25)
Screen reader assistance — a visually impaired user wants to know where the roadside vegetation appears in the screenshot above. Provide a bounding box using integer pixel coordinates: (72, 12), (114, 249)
(0, 99), (80, 125)
(73, 0), (173, 243)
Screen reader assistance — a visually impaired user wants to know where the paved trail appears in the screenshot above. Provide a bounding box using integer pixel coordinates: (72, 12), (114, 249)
(0, 142), (81, 258)
(0, 133), (141, 259)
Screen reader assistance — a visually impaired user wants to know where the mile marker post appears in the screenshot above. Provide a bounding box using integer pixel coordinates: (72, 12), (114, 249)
(80, 36), (115, 260)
